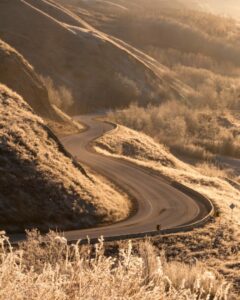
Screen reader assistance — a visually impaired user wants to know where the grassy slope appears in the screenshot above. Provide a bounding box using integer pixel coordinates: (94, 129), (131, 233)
(0, 39), (56, 120)
(0, 38), (84, 136)
(60, 0), (240, 95)
(0, 84), (130, 233)
(0, 0), (192, 113)
(59, 0), (240, 65)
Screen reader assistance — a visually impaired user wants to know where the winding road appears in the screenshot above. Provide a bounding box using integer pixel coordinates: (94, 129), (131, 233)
(58, 115), (211, 242)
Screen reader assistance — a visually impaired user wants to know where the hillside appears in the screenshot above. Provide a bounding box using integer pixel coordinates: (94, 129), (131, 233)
(61, 0), (240, 71)
(0, 0), (192, 113)
(0, 39), (56, 119)
(0, 85), (130, 233)
(0, 38), (86, 136)
(63, 0), (240, 160)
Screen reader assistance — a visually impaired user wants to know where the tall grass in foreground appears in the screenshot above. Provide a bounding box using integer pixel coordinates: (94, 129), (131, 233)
(0, 231), (233, 300)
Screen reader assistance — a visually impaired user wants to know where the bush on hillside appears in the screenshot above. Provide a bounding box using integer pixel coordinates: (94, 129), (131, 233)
(40, 76), (74, 112)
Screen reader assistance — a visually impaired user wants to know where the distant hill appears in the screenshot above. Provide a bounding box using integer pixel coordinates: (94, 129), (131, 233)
(63, 0), (240, 68)
(0, 0), (192, 113)
(195, 0), (240, 18)
(0, 84), (130, 233)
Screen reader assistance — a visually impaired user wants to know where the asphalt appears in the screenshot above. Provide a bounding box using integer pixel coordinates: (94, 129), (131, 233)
(57, 115), (210, 242)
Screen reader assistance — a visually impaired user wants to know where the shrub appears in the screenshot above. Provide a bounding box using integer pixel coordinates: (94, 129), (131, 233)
(40, 76), (73, 111)
(109, 101), (240, 159)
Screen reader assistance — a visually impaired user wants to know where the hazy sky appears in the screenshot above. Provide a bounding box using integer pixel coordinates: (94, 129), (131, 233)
(196, 0), (240, 18)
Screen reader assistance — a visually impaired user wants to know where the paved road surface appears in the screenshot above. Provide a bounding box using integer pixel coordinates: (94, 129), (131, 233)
(57, 115), (210, 241)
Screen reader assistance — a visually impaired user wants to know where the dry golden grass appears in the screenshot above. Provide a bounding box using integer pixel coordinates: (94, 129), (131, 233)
(0, 230), (236, 300)
(0, 84), (131, 233)
(195, 162), (235, 179)
(0, 39), (57, 120)
(151, 221), (240, 294)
